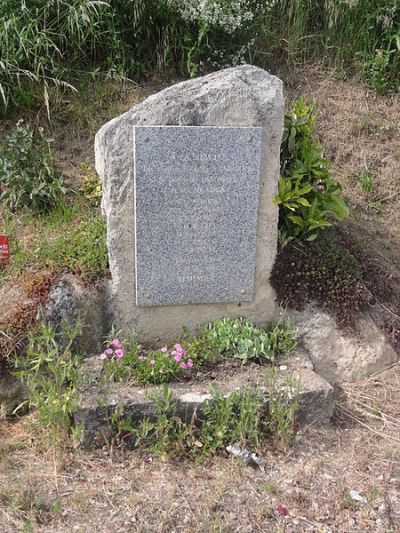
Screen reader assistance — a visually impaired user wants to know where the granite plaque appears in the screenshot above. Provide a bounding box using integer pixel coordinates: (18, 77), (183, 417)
(134, 126), (262, 306)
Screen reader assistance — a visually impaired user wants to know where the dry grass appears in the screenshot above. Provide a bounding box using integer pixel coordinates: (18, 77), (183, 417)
(284, 67), (400, 270)
(1, 363), (400, 532)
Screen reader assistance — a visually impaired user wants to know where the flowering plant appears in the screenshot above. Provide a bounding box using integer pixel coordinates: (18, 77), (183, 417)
(99, 333), (194, 385)
(134, 344), (193, 385)
(99, 337), (125, 361)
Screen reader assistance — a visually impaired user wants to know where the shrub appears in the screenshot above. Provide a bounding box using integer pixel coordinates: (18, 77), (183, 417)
(275, 98), (348, 244)
(271, 229), (367, 327)
(0, 122), (67, 213)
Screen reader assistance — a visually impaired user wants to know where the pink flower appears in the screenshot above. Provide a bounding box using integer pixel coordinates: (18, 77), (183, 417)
(99, 352), (107, 360)
(276, 505), (289, 516)
(138, 355), (146, 361)
(149, 359), (156, 365)
(160, 346), (168, 353)
(111, 338), (122, 348)
(181, 349), (188, 355)
(187, 359), (193, 368)
(174, 354), (182, 362)
(174, 343), (183, 352)
(105, 348), (113, 356)
(115, 349), (124, 358)
(179, 362), (187, 369)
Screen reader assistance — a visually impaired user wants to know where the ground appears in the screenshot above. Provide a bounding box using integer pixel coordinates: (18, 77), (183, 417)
(0, 67), (399, 531)
(1, 362), (399, 532)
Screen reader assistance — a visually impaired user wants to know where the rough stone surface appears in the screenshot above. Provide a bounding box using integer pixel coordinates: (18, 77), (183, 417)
(0, 368), (26, 416)
(95, 65), (284, 343)
(45, 274), (112, 355)
(75, 349), (334, 448)
(134, 125), (262, 306)
(291, 305), (399, 384)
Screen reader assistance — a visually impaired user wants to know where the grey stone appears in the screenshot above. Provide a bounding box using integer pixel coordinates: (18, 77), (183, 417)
(45, 274), (112, 355)
(95, 65), (284, 343)
(0, 368), (26, 417)
(74, 349), (334, 448)
(291, 305), (399, 384)
(134, 125), (262, 306)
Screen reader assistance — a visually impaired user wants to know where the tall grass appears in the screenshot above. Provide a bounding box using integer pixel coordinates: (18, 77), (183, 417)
(0, 0), (398, 115)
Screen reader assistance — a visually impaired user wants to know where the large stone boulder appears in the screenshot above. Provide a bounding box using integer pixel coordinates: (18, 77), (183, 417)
(291, 305), (399, 384)
(95, 65), (284, 344)
(45, 274), (111, 355)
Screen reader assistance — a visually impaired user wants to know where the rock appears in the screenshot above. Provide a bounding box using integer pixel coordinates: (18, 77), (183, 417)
(95, 65), (284, 344)
(0, 367), (26, 416)
(45, 274), (112, 356)
(291, 305), (398, 384)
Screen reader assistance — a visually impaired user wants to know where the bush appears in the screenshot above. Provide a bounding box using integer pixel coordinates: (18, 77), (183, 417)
(274, 98), (348, 244)
(271, 229), (367, 327)
(0, 122), (67, 213)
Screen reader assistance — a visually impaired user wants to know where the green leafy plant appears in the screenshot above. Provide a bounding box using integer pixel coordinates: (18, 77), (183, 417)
(13, 321), (83, 443)
(104, 377), (301, 457)
(0, 123), (68, 213)
(275, 98), (348, 243)
(200, 317), (274, 364)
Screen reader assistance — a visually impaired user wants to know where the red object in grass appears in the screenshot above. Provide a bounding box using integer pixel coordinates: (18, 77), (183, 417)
(0, 236), (10, 262)
(276, 505), (289, 516)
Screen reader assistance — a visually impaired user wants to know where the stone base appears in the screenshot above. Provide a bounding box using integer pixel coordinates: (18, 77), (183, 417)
(74, 349), (334, 449)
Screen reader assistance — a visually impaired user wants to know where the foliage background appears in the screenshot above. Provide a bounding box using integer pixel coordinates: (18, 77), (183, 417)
(1, 0), (399, 114)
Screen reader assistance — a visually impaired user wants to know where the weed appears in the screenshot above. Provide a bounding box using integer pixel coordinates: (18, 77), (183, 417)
(266, 319), (297, 357)
(79, 169), (103, 207)
(200, 386), (265, 452)
(2, 201), (108, 280)
(104, 375), (300, 457)
(133, 384), (192, 459)
(357, 168), (375, 194)
(263, 480), (278, 494)
(0, 123), (68, 213)
(13, 321), (83, 443)
(265, 367), (299, 449)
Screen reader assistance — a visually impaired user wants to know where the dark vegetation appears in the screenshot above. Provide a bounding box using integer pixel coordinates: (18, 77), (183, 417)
(1, 0), (399, 115)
